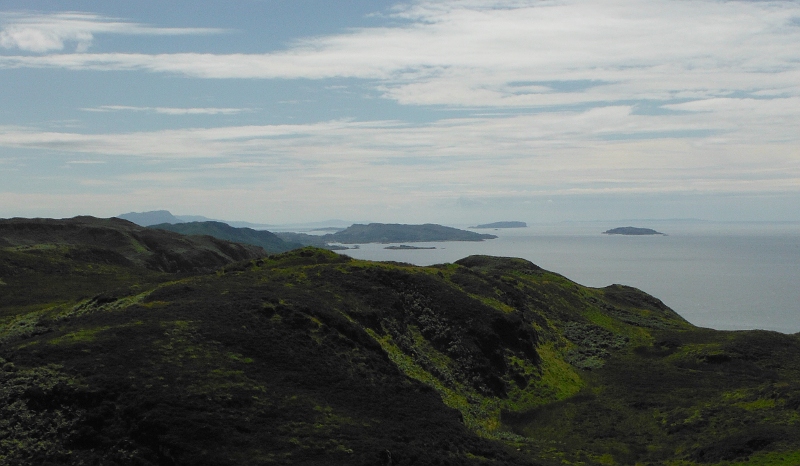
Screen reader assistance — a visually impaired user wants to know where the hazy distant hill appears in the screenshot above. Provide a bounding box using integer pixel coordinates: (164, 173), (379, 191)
(4, 218), (800, 465)
(150, 221), (301, 253)
(117, 210), (184, 226)
(280, 223), (497, 247)
(118, 211), (274, 229)
(603, 226), (666, 235)
(331, 223), (497, 243)
(470, 221), (527, 229)
(173, 215), (275, 229)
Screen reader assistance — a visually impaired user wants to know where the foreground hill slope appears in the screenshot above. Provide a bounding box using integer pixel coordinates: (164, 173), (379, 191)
(2, 220), (800, 465)
(0, 216), (267, 321)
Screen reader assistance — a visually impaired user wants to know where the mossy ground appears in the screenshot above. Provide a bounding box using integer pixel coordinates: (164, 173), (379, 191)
(2, 243), (800, 465)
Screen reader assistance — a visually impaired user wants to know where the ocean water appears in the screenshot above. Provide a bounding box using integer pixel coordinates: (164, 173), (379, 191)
(335, 222), (800, 334)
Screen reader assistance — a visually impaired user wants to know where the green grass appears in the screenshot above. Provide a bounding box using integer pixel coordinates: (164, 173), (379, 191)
(3, 238), (800, 465)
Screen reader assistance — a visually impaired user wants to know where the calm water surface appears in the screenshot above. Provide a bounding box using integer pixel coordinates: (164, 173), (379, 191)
(336, 222), (800, 333)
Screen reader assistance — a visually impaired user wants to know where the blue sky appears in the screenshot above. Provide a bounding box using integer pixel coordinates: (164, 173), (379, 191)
(1, 0), (799, 224)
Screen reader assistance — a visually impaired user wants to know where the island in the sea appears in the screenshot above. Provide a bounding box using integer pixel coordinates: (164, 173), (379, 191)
(603, 226), (666, 236)
(470, 221), (527, 229)
(278, 223), (497, 248)
(384, 244), (436, 250)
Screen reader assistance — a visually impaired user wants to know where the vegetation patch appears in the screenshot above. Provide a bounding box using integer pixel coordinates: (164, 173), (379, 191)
(3, 221), (800, 465)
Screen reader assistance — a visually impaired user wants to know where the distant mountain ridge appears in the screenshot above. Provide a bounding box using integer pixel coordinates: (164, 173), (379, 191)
(117, 210), (274, 229)
(150, 221), (301, 254)
(118, 210), (183, 227)
(470, 221), (527, 229)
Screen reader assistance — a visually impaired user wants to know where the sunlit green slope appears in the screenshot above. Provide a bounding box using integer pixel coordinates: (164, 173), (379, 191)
(2, 219), (800, 465)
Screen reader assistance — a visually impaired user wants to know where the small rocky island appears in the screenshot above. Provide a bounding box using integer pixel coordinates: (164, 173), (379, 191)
(470, 221), (527, 229)
(603, 226), (666, 236)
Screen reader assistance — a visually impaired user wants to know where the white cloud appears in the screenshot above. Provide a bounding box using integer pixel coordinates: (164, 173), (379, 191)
(1, 0), (798, 159)
(83, 105), (250, 115)
(1, 108), (798, 203)
(1, 1), (798, 105)
(0, 12), (223, 52)
(2, 1), (800, 222)
(66, 159), (106, 164)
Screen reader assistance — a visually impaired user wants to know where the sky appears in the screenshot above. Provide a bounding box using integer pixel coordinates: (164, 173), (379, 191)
(1, 0), (799, 225)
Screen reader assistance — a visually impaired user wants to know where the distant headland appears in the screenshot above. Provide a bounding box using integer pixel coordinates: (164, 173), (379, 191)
(277, 223), (497, 248)
(470, 221), (527, 229)
(603, 226), (666, 236)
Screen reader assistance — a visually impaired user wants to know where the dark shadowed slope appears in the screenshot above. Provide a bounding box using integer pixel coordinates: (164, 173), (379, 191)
(2, 221), (800, 465)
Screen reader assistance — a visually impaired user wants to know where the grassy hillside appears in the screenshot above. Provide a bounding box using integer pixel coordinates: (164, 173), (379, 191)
(0, 217), (266, 273)
(2, 219), (800, 465)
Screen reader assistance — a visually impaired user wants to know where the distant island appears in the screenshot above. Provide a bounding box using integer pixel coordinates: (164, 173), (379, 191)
(603, 226), (666, 236)
(278, 223), (497, 247)
(384, 245), (437, 250)
(470, 221), (527, 229)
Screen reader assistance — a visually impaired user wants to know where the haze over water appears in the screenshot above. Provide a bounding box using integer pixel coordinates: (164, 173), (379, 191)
(338, 221), (800, 334)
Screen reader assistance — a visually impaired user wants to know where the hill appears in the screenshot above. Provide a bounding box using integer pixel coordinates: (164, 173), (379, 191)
(603, 226), (666, 235)
(330, 223), (497, 243)
(0, 217), (265, 274)
(2, 218), (800, 465)
(470, 221), (527, 229)
(119, 211), (276, 229)
(279, 223), (497, 248)
(149, 221), (302, 254)
(117, 210), (185, 226)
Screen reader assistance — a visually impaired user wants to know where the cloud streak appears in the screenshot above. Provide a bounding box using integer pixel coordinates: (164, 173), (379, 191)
(2, 105), (798, 202)
(0, 12), (224, 52)
(83, 105), (250, 115)
(1, 1), (798, 106)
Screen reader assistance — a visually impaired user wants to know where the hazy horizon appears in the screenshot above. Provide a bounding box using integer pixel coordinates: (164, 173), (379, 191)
(2, 1), (799, 224)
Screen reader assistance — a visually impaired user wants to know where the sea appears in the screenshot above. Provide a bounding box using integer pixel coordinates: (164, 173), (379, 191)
(329, 221), (800, 334)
